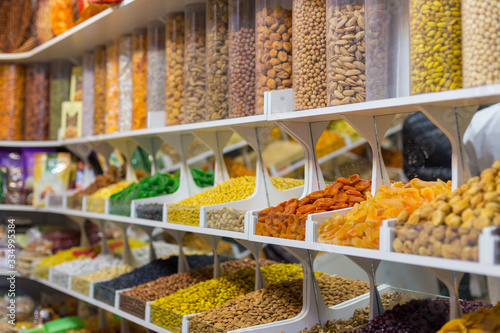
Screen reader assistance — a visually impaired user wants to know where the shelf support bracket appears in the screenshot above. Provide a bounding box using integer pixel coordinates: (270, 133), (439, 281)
(116, 222), (140, 268)
(345, 256), (383, 319)
(66, 142), (94, 187)
(277, 121), (329, 196)
(196, 234), (222, 278)
(426, 268), (464, 320)
(342, 114), (394, 194)
(107, 139), (139, 182)
(97, 220), (112, 255)
(235, 239), (266, 290)
(133, 136), (164, 175)
(418, 105), (477, 189)
(136, 225), (157, 263)
(163, 230), (190, 273)
(193, 131), (233, 185)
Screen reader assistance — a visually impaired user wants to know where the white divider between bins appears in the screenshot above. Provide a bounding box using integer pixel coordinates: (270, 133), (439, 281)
(115, 288), (132, 309)
(147, 111), (166, 129)
(145, 302), (153, 324)
(379, 219), (396, 253)
(479, 227), (499, 265)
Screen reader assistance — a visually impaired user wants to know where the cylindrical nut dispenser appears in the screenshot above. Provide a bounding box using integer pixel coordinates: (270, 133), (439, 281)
(184, 3), (207, 123)
(255, 0), (293, 114)
(49, 60), (72, 140)
(462, 0), (500, 87)
(206, 0), (229, 120)
(82, 51), (95, 137)
(147, 20), (166, 113)
(119, 35), (133, 132)
(228, 0), (256, 118)
(132, 28), (147, 130)
(410, 0), (462, 94)
(94, 46), (107, 135)
(0, 64), (25, 141)
(105, 39), (119, 134)
(326, 0), (366, 106)
(25, 63), (50, 141)
(293, 0), (327, 110)
(165, 13), (185, 125)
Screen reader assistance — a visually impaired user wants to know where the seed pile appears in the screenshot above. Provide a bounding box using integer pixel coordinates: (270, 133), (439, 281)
(71, 264), (133, 296)
(190, 275), (369, 331)
(326, 3), (366, 106)
(410, 0), (462, 94)
(293, 0), (327, 110)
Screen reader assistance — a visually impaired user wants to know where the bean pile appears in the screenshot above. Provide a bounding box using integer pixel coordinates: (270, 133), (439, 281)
(462, 0), (500, 87)
(93, 46), (106, 135)
(326, 3), (366, 106)
(228, 2), (255, 118)
(165, 13), (185, 125)
(24, 63), (50, 141)
(132, 29), (147, 130)
(95, 255), (227, 305)
(168, 176), (303, 226)
(184, 4), (206, 123)
(293, 0), (327, 110)
(0, 64), (25, 140)
(190, 275), (369, 331)
(300, 291), (421, 333)
(255, 5), (293, 114)
(207, 207), (246, 232)
(120, 259), (275, 318)
(410, 0), (462, 94)
(206, 0), (229, 120)
(256, 175), (371, 240)
(105, 40), (120, 134)
(349, 298), (490, 333)
(71, 264), (133, 296)
(395, 160), (500, 261)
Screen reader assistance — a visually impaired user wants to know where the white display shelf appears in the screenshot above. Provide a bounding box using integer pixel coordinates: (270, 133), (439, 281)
(32, 277), (173, 333)
(267, 85), (500, 122)
(0, 0), (201, 63)
(3, 203), (500, 278)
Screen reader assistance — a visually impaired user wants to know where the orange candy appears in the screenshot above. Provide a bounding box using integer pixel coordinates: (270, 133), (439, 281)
(318, 179), (452, 249)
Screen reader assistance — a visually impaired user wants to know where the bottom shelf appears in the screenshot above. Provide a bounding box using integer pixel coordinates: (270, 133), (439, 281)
(31, 277), (172, 333)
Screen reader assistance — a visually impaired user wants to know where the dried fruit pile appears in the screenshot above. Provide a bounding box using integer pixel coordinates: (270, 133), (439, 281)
(256, 175), (371, 240)
(319, 179), (451, 248)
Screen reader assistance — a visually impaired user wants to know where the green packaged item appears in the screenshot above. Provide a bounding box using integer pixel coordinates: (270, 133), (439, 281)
(44, 316), (86, 333)
(22, 328), (46, 333)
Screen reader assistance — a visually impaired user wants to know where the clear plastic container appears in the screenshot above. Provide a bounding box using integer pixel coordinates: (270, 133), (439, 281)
(147, 20), (166, 113)
(165, 13), (185, 126)
(82, 51), (95, 137)
(0, 64), (25, 140)
(132, 28), (147, 130)
(24, 63), (50, 141)
(206, 0), (229, 121)
(365, 0), (399, 101)
(228, 0), (256, 118)
(119, 35), (133, 132)
(255, 0), (293, 114)
(293, 0), (327, 110)
(462, 0), (500, 87)
(410, 0), (462, 94)
(49, 60), (72, 140)
(184, 3), (207, 123)
(106, 40), (120, 134)
(94, 46), (107, 135)
(326, 0), (366, 106)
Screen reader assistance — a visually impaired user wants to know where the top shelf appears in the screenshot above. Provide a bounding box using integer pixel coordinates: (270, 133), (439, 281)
(0, 0), (199, 63)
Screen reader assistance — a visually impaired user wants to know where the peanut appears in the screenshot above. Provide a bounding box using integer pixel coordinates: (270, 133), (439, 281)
(165, 13), (185, 125)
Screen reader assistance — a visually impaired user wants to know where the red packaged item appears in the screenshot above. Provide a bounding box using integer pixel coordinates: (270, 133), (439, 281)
(88, 0), (122, 3)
